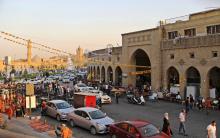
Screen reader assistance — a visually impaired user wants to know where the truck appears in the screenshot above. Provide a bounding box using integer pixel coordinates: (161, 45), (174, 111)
(73, 92), (97, 108)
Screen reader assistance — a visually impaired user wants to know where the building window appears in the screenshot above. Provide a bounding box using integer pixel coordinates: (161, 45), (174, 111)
(102, 58), (104, 61)
(168, 31), (178, 39)
(108, 57), (111, 62)
(184, 28), (196, 37)
(170, 54), (174, 59)
(190, 52), (195, 58)
(207, 25), (220, 34)
(212, 51), (218, 57)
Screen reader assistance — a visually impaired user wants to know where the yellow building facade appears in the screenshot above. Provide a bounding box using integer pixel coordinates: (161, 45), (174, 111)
(88, 8), (220, 98)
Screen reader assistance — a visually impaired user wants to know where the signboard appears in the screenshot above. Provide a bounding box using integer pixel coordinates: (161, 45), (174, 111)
(26, 83), (34, 95)
(26, 95), (36, 109)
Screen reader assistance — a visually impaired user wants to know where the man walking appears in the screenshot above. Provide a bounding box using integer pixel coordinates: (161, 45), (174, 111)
(207, 121), (216, 138)
(179, 109), (188, 136)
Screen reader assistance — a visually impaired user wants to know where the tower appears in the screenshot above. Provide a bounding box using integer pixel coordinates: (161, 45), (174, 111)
(76, 46), (84, 67)
(27, 39), (32, 66)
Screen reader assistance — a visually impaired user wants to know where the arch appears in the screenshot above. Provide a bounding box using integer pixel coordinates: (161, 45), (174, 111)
(130, 49), (151, 87)
(107, 66), (113, 83)
(93, 66), (96, 80)
(186, 67), (201, 84)
(167, 66), (179, 88)
(186, 66), (201, 98)
(101, 66), (105, 83)
(97, 66), (100, 81)
(208, 67), (220, 98)
(115, 66), (122, 86)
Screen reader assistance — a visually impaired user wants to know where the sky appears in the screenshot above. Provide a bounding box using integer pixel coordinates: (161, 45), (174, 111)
(0, 0), (220, 59)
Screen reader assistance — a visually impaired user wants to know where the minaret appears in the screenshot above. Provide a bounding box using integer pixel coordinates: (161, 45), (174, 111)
(27, 39), (32, 66)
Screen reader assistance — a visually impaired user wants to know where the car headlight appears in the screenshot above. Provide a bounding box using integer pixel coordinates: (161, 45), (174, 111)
(97, 123), (106, 129)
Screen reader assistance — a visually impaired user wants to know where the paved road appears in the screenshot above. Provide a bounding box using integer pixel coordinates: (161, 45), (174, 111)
(38, 94), (220, 138)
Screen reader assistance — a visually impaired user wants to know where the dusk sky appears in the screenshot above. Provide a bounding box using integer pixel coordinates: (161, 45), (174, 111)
(0, 0), (220, 59)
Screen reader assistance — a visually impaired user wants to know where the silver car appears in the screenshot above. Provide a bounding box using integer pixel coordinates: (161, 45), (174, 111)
(67, 107), (114, 135)
(46, 100), (75, 121)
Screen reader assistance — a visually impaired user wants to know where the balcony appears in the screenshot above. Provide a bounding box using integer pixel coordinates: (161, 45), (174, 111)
(161, 34), (220, 50)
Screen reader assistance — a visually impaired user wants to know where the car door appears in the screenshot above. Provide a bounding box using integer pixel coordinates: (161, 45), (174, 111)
(79, 111), (92, 130)
(128, 124), (139, 138)
(72, 110), (83, 127)
(50, 103), (58, 118)
(114, 123), (130, 138)
(46, 102), (53, 117)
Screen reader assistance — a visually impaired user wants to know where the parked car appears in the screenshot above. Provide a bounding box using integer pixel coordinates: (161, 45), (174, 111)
(45, 100), (74, 121)
(67, 107), (114, 135)
(62, 76), (70, 83)
(109, 120), (169, 138)
(44, 78), (54, 84)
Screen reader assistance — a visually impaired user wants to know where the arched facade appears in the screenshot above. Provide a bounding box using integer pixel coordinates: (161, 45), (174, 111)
(97, 66), (100, 81)
(115, 66), (122, 86)
(167, 66), (179, 88)
(185, 67), (201, 98)
(107, 66), (113, 83)
(101, 66), (106, 83)
(129, 49), (151, 87)
(208, 67), (220, 98)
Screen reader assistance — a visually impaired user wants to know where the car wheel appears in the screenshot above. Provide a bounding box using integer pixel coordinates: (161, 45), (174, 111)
(111, 134), (117, 138)
(56, 115), (61, 121)
(69, 119), (75, 127)
(90, 126), (97, 135)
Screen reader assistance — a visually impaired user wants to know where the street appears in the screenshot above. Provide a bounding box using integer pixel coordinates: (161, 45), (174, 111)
(38, 95), (220, 138)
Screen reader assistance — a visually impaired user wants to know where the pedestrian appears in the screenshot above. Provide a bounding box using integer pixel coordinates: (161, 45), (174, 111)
(179, 109), (188, 136)
(61, 124), (72, 138)
(189, 94), (194, 109)
(205, 97), (212, 115)
(207, 120), (217, 138)
(41, 100), (47, 116)
(7, 104), (14, 120)
(115, 92), (119, 104)
(162, 112), (173, 136)
(185, 97), (190, 113)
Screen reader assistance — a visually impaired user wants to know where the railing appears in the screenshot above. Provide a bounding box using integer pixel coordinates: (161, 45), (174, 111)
(162, 34), (220, 50)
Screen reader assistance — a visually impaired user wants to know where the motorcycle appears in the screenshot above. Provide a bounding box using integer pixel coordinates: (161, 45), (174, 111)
(127, 94), (145, 105)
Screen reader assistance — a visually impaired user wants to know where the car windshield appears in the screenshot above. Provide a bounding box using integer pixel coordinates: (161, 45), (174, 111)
(89, 110), (106, 119)
(139, 124), (160, 137)
(56, 102), (71, 109)
(78, 84), (87, 87)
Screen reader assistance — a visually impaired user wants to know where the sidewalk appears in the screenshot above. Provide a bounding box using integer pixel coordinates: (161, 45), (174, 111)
(0, 113), (54, 138)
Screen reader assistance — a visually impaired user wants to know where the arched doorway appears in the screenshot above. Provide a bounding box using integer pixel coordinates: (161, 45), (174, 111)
(101, 66), (105, 83)
(115, 66), (122, 86)
(93, 67), (96, 80)
(167, 67), (179, 88)
(107, 66), (113, 83)
(130, 49), (151, 88)
(209, 67), (220, 98)
(97, 66), (100, 81)
(186, 67), (201, 98)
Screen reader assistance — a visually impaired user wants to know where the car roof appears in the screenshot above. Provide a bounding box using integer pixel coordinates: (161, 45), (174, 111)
(76, 107), (98, 112)
(49, 100), (66, 104)
(120, 120), (150, 128)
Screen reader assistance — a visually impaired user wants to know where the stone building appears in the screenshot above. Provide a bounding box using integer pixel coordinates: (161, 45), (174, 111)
(88, 8), (220, 98)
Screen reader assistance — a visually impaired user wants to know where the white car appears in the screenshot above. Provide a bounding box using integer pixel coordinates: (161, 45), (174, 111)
(88, 89), (112, 104)
(45, 100), (75, 121)
(74, 83), (88, 92)
(62, 76), (70, 83)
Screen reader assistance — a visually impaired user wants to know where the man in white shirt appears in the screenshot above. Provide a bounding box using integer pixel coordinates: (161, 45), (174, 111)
(207, 121), (217, 138)
(179, 109), (188, 136)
